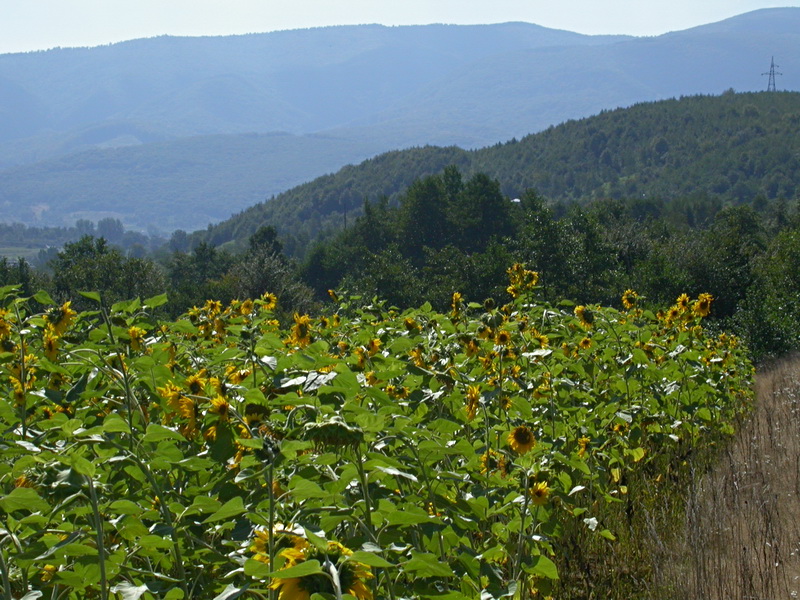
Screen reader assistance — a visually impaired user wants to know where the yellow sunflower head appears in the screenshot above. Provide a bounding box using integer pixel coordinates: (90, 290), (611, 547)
(529, 481), (551, 506)
(508, 426), (536, 455)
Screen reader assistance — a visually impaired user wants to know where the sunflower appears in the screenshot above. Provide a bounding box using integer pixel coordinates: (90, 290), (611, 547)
(507, 426), (536, 455)
(466, 384), (481, 421)
(185, 371), (208, 395)
(530, 481), (550, 506)
(578, 336), (593, 350)
(577, 436), (591, 458)
(403, 317), (418, 331)
(262, 292), (278, 311)
(128, 326), (146, 351)
(366, 338), (381, 356)
(0, 313), (12, 339)
(250, 524), (308, 564)
(621, 289), (638, 310)
(409, 346), (426, 367)
(268, 540), (373, 600)
(574, 305), (594, 328)
(239, 299), (254, 316)
(451, 292), (463, 318)
(287, 314), (313, 348)
(481, 449), (509, 476)
(208, 395), (230, 421)
(666, 305), (681, 323)
(494, 329), (512, 347)
(43, 329), (59, 361)
(530, 328), (549, 348)
(676, 293), (691, 311)
(204, 299), (223, 316)
(46, 301), (77, 336)
(693, 293), (713, 318)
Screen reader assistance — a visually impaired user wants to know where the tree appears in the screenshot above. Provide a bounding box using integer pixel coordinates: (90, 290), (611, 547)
(50, 236), (166, 309)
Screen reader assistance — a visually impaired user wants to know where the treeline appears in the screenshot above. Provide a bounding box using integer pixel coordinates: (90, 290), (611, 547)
(2, 164), (799, 362)
(299, 166), (799, 362)
(1, 227), (317, 322)
(0, 217), (165, 264)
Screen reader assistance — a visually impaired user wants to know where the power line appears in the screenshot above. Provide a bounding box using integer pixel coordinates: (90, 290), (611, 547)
(762, 56), (782, 92)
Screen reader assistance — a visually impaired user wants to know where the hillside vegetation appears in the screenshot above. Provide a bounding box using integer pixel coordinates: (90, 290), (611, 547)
(198, 92), (800, 253)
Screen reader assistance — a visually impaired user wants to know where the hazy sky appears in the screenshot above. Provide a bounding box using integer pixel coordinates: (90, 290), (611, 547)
(2, 0), (799, 54)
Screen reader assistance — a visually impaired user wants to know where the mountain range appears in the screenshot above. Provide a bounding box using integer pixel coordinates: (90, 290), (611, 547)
(0, 8), (799, 232)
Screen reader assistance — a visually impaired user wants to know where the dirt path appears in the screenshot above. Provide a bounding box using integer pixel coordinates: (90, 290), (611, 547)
(670, 355), (800, 599)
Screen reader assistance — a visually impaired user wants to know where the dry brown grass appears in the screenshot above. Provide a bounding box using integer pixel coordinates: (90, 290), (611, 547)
(665, 354), (800, 599)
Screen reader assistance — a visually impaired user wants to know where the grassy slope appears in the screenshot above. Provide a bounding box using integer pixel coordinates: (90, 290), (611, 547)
(661, 355), (800, 598)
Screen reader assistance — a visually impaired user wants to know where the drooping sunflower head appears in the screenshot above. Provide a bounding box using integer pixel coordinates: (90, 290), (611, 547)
(693, 293), (713, 318)
(481, 449), (509, 477)
(465, 384), (481, 421)
(269, 540), (374, 600)
(451, 292), (463, 317)
(574, 305), (594, 328)
(577, 436), (591, 458)
(43, 329), (59, 361)
(127, 325), (146, 351)
(508, 426), (536, 455)
(366, 338), (382, 356)
(676, 293), (691, 311)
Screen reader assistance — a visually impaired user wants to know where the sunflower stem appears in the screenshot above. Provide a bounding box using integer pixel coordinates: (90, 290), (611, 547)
(513, 470), (532, 583)
(324, 556), (343, 600)
(0, 539), (12, 600)
(86, 476), (108, 600)
(266, 463), (276, 600)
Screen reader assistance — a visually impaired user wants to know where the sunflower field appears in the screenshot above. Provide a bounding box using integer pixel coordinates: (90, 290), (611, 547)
(0, 265), (752, 600)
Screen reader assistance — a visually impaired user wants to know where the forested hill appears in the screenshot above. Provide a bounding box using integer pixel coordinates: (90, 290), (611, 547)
(196, 91), (800, 255)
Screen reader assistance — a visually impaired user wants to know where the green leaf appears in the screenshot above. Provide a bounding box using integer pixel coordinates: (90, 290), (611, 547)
(527, 555), (559, 580)
(110, 582), (150, 600)
(386, 506), (433, 526)
(78, 290), (102, 303)
(68, 455), (96, 477)
(203, 497), (246, 523)
(372, 465), (418, 482)
(212, 584), (248, 600)
(109, 500), (143, 515)
(185, 496), (221, 516)
(33, 290), (55, 305)
(144, 293), (169, 308)
(403, 552), (453, 577)
(696, 407), (712, 421)
(244, 558), (272, 579)
(288, 477), (329, 500)
(267, 560), (323, 579)
(143, 424), (185, 443)
(346, 551), (394, 568)
(103, 413), (131, 434)
(599, 529), (616, 541)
